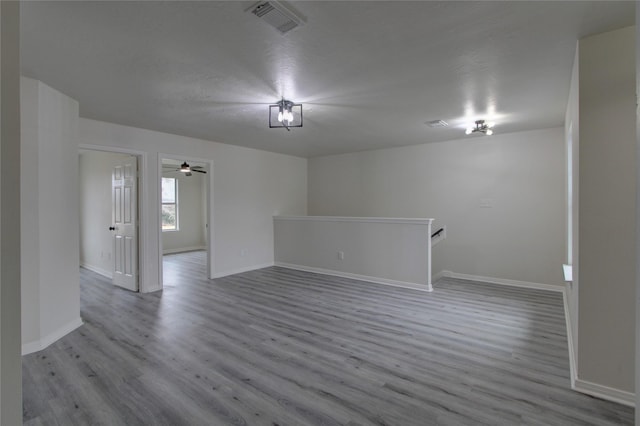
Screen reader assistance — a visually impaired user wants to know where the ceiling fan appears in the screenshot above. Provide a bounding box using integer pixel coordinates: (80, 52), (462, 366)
(163, 161), (207, 177)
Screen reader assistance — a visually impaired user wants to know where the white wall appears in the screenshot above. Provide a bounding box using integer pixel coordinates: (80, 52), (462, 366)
(565, 44), (579, 375)
(1, 1), (23, 422)
(274, 216), (433, 290)
(79, 118), (307, 290)
(79, 151), (133, 277)
(308, 127), (566, 287)
(21, 77), (82, 354)
(161, 170), (206, 253)
(577, 26), (636, 397)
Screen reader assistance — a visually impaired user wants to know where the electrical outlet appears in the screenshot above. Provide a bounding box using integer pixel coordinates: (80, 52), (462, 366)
(338, 251), (345, 260)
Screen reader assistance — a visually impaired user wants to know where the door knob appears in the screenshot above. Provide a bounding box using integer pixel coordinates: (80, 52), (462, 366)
(109, 226), (116, 231)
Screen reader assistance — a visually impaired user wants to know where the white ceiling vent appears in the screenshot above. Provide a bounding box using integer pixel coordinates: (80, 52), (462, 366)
(247, 1), (305, 35)
(426, 120), (449, 128)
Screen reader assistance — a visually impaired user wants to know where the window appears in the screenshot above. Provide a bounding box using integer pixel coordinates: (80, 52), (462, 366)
(162, 177), (178, 231)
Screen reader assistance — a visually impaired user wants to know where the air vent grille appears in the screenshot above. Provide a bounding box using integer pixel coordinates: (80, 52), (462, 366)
(426, 120), (449, 128)
(248, 1), (305, 35)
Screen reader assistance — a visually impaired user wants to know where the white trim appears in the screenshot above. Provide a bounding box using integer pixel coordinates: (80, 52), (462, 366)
(213, 262), (275, 279)
(143, 283), (163, 293)
(274, 262), (433, 292)
(434, 270), (564, 292)
(22, 317), (84, 355)
(273, 215), (434, 225)
(80, 263), (112, 279)
(162, 246), (206, 255)
(159, 154), (215, 287)
(574, 379), (635, 407)
(432, 270), (448, 282)
(563, 264), (573, 282)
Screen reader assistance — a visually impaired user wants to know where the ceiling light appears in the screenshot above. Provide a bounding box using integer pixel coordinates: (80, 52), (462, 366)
(180, 162), (191, 173)
(269, 98), (303, 131)
(465, 120), (495, 136)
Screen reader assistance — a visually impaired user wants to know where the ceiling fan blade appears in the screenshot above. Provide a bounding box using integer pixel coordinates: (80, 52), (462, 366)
(162, 161), (206, 175)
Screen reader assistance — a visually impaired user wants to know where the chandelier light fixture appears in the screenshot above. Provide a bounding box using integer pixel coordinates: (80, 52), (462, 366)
(465, 119), (494, 136)
(269, 98), (303, 130)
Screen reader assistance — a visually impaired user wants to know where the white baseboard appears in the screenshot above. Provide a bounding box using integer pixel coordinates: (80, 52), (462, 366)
(141, 283), (163, 293)
(574, 378), (635, 407)
(434, 270), (564, 293)
(80, 262), (112, 279)
(275, 262), (433, 292)
(163, 246), (206, 255)
(432, 270), (447, 283)
(213, 262), (275, 279)
(22, 317), (84, 355)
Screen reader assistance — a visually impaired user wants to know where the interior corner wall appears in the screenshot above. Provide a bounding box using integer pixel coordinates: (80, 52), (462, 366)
(1, 1), (23, 422)
(79, 151), (132, 278)
(78, 118), (307, 289)
(636, 6), (640, 419)
(565, 44), (579, 368)
(308, 127), (566, 287)
(161, 171), (206, 253)
(578, 25), (635, 395)
(20, 77), (82, 354)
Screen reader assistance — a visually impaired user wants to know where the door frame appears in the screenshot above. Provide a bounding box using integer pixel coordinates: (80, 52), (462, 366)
(158, 154), (215, 285)
(79, 144), (147, 291)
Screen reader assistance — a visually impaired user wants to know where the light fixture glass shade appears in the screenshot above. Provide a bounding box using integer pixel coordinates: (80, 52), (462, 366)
(269, 99), (303, 130)
(465, 119), (495, 136)
(180, 162), (191, 172)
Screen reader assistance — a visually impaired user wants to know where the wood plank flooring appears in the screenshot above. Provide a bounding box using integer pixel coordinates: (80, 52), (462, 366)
(23, 251), (633, 425)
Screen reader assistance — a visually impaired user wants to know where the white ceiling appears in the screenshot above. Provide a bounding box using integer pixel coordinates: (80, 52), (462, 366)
(21, 1), (634, 158)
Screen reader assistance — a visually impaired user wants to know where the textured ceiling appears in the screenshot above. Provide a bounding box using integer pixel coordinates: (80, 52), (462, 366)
(21, 1), (634, 158)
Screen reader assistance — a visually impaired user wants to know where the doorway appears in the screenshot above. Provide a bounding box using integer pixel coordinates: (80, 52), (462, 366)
(78, 149), (141, 292)
(159, 155), (214, 287)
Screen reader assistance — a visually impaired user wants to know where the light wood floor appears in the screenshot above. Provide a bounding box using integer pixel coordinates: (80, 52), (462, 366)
(23, 251), (633, 425)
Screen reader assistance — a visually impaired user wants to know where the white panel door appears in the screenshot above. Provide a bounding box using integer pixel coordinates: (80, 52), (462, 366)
(111, 156), (139, 291)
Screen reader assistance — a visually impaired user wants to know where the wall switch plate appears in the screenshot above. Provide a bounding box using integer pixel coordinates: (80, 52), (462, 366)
(338, 251), (345, 260)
